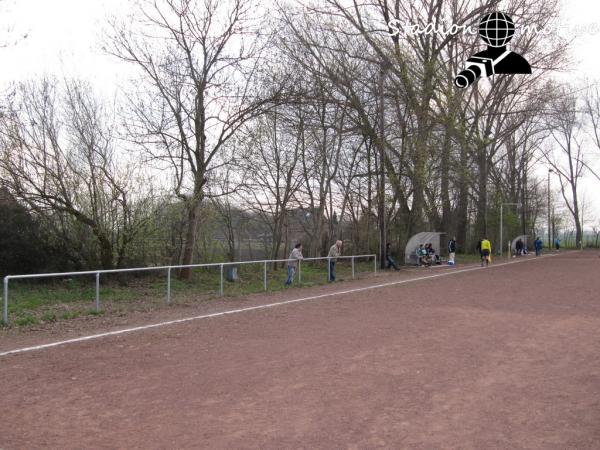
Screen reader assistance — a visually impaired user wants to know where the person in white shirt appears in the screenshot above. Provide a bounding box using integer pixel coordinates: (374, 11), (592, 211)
(285, 243), (304, 286)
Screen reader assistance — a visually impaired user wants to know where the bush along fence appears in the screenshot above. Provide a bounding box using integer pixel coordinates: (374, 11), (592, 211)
(2, 255), (377, 325)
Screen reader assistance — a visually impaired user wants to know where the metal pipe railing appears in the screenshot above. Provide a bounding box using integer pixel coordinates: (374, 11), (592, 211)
(2, 254), (376, 324)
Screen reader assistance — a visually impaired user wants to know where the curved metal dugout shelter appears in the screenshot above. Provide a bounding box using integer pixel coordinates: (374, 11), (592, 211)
(511, 235), (531, 253)
(404, 232), (445, 265)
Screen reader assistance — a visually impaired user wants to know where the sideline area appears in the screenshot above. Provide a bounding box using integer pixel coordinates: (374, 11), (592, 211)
(0, 252), (560, 357)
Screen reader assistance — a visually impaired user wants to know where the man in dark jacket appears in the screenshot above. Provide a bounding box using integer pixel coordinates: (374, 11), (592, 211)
(515, 238), (524, 256)
(385, 243), (400, 271)
(448, 237), (457, 265)
(534, 237), (543, 256)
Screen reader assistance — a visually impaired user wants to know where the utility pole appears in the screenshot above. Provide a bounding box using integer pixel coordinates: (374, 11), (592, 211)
(547, 169), (553, 249)
(484, 149), (488, 236)
(580, 194), (585, 249)
(481, 132), (493, 237)
(378, 61), (388, 269)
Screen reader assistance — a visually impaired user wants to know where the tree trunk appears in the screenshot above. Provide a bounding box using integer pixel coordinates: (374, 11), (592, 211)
(271, 222), (283, 270)
(521, 168), (527, 236)
(570, 183), (582, 246)
(178, 199), (201, 280)
(455, 140), (469, 252)
(475, 145), (488, 239)
(440, 127), (451, 234)
(378, 65), (387, 269)
(97, 235), (114, 270)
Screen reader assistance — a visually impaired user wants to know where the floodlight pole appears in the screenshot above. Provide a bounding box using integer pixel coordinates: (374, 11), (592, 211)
(378, 61), (388, 269)
(548, 169), (554, 250)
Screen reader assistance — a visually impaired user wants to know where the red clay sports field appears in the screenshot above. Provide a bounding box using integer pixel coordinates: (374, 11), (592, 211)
(1, 251), (599, 449)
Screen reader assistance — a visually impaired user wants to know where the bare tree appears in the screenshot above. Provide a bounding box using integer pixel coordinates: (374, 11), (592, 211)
(275, 0), (566, 256)
(584, 84), (600, 182)
(295, 81), (348, 256)
(0, 0), (28, 48)
(545, 89), (585, 246)
(106, 0), (279, 279)
(209, 165), (247, 262)
(0, 78), (151, 269)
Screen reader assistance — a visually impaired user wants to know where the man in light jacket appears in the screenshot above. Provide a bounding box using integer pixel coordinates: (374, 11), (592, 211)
(328, 240), (342, 281)
(285, 243), (304, 286)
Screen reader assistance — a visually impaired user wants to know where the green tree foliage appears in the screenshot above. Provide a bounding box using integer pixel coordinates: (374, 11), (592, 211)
(0, 189), (53, 276)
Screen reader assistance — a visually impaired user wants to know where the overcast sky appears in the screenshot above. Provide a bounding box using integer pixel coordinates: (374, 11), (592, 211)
(1, 0), (599, 226)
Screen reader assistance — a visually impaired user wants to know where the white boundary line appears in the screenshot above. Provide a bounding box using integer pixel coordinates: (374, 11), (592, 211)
(0, 254), (559, 357)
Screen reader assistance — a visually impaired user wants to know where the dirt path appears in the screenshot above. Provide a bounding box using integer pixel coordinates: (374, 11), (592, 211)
(1, 251), (599, 449)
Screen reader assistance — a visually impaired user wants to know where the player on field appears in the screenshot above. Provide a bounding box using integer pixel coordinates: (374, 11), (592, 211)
(480, 237), (492, 267)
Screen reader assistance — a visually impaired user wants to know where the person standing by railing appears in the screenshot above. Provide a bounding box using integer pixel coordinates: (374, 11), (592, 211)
(534, 236), (543, 256)
(285, 243), (304, 286)
(448, 237), (457, 265)
(328, 240), (342, 281)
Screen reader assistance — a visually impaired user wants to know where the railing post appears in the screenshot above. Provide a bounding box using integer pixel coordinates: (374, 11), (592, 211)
(3, 277), (8, 325)
(352, 257), (355, 279)
(167, 267), (172, 304)
(220, 264), (224, 296)
(328, 257), (331, 281)
(95, 272), (100, 312)
(298, 260), (302, 285)
(263, 261), (267, 291)
(373, 256), (377, 274)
